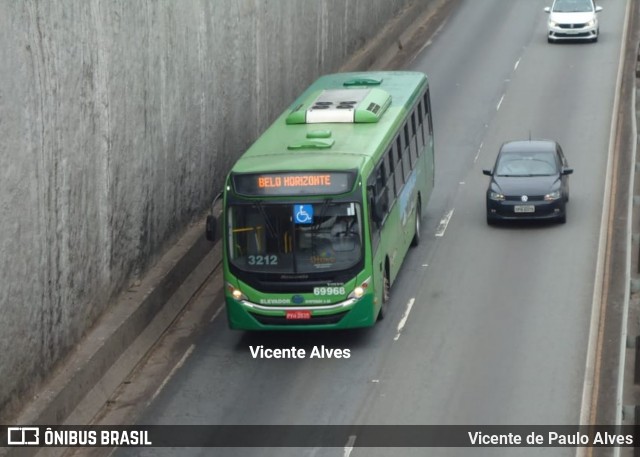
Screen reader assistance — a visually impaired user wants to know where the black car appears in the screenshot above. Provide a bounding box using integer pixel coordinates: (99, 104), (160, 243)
(483, 140), (573, 225)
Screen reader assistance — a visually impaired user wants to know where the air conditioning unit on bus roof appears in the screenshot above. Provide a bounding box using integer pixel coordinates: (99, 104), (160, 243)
(286, 88), (391, 125)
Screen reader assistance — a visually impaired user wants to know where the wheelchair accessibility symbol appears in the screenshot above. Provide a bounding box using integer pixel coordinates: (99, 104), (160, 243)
(294, 204), (314, 224)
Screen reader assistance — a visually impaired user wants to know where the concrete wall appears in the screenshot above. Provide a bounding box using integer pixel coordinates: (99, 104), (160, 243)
(0, 0), (421, 416)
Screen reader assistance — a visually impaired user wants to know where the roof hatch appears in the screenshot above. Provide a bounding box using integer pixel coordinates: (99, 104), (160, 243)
(287, 130), (334, 150)
(286, 88), (391, 125)
(343, 76), (382, 86)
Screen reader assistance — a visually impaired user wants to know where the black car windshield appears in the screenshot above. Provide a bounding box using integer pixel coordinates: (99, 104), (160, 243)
(495, 150), (558, 177)
(227, 201), (363, 275)
(553, 0), (593, 13)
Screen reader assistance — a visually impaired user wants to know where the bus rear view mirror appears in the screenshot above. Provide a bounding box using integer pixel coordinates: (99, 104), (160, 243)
(206, 215), (217, 242)
(372, 201), (383, 224)
(373, 193), (388, 224)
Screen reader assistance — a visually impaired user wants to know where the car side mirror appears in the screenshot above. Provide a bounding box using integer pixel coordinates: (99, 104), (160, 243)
(595, 6), (602, 12)
(482, 169), (493, 176)
(562, 168), (574, 175)
(544, 6), (550, 13)
(205, 215), (218, 242)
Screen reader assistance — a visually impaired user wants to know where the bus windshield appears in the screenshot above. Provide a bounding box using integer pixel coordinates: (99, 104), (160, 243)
(227, 201), (363, 275)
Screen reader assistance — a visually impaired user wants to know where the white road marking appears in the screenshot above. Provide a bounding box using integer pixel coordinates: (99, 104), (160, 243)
(394, 298), (415, 341)
(150, 344), (195, 403)
(416, 39), (432, 58)
(210, 303), (225, 322)
(435, 209), (454, 237)
(422, 264), (428, 267)
(474, 142), (483, 163)
(411, 19), (448, 63)
(496, 94), (505, 111)
(514, 58), (521, 71)
(343, 435), (357, 457)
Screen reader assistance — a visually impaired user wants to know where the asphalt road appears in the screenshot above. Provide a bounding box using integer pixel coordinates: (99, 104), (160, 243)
(112, 1), (630, 456)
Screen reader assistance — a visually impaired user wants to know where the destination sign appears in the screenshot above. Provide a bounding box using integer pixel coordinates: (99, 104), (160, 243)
(233, 172), (355, 196)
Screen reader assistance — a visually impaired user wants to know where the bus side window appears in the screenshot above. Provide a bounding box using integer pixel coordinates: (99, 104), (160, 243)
(373, 163), (388, 217)
(417, 101), (426, 148)
(386, 147), (396, 198)
(401, 125), (411, 180)
(383, 149), (394, 209)
(394, 137), (404, 194)
(425, 90), (433, 137)
(375, 163), (385, 196)
(410, 111), (420, 161)
(367, 183), (381, 251)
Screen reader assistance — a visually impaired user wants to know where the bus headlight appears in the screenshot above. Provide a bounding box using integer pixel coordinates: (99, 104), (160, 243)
(348, 277), (371, 300)
(227, 282), (247, 301)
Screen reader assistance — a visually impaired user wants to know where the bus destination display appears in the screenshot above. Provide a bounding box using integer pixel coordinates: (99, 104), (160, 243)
(233, 172), (354, 196)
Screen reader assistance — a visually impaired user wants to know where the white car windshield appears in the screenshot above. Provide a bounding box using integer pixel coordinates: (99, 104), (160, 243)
(553, 0), (594, 13)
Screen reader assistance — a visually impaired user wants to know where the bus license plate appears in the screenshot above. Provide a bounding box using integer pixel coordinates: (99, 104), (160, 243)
(286, 310), (311, 320)
(514, 205), (535, 213)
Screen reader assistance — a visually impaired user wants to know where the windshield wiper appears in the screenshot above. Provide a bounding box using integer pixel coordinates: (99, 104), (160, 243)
(309, 199), (332, 235)
(255, 201), (277, 239)
(293, 199), (331, 273)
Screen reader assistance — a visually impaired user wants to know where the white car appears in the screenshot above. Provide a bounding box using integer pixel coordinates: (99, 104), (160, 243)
(544, 0), (602, 43)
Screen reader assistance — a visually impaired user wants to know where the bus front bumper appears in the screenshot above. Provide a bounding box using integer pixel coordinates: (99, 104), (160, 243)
(226, 295), (376, 330)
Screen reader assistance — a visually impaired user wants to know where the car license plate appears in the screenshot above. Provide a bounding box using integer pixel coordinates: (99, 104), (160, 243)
(514, 205), (535, 213)
(286, 310), (311, 320)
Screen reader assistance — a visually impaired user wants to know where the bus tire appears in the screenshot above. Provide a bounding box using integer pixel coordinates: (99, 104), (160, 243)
(378, 266), (390, 320)
(411, 199), (421, 247)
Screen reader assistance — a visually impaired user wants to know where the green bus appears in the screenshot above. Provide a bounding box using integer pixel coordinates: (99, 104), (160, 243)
(207, 71), (434, 330)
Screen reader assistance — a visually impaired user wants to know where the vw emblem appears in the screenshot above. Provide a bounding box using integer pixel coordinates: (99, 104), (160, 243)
(521, 195), (528, 202)
(291, 295), (304, 304)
